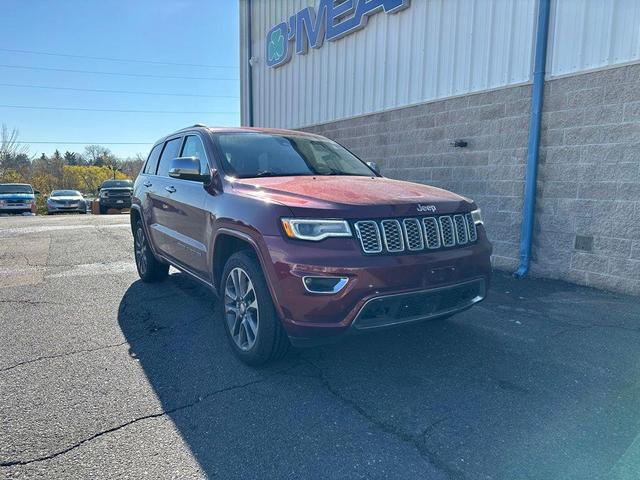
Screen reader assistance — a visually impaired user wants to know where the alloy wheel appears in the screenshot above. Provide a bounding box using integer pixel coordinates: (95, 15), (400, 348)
(135, 227), (148, 276)
(224, 267), (259, 351)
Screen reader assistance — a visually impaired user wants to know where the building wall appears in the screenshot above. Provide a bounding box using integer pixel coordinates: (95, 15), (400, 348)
(302, 63), (640, 295)
(535, 64), (640, 294)
(241, 0), (640, 129)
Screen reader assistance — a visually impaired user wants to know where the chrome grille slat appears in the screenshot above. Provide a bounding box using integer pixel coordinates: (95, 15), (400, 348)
(438, 216), (456, 247)
(465, 213), (477, 242)
(453, 214), (468, 245)
(355, 220), (382, 253)
(422, 217), (441, 249)
(381, 219), (404, 252)
(402, 218), (424, 251)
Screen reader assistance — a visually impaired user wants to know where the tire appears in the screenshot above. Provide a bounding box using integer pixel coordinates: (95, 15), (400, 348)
(99, 204), (108, 215)
(134, 220), (169, 283)
(221, 251), (289, 365)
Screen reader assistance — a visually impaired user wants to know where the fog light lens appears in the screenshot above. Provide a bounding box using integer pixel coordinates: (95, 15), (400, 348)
(303, 276), (348, 294)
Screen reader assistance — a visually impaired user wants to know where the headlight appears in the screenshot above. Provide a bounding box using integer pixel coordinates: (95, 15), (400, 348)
(471, 208), (483, 225)
(0, 200), (6, 207)
(281, 218), (352, 241)
(100, 191), (108, 198)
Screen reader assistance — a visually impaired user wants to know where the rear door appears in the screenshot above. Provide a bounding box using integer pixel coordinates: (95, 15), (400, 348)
(158, 134), (210, 277)
(147, 136), (184, 258)
(136, 143), (162, 234)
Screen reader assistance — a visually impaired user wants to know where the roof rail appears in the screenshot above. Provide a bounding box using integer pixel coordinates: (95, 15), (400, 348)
(191, 123), (207, 127)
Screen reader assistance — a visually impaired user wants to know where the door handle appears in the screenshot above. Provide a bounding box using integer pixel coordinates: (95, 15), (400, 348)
(143, 181), (152, 187)
(165, 186), (176, 193)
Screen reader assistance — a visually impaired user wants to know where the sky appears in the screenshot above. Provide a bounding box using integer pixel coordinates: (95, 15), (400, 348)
(0, 0), (240, 159)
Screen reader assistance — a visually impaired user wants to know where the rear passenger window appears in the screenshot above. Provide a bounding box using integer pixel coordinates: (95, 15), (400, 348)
(156, 138), (183, 177)
(181, 135), (209, 174)
(143, 144), (162, 175)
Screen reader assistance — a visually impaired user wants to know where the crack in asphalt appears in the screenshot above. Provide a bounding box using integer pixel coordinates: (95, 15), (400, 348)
(0, 299), (65, 306)
(298, 356), (462, 480)
(0, 300), (209, 373)
(0, 339), (133, 373)
(0, 366), (298, 468)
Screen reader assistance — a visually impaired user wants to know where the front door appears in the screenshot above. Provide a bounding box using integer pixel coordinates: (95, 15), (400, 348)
(151, 134), (212, 278)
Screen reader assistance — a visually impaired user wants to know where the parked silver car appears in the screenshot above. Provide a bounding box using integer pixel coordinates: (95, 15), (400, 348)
(47, 190), (87, 214)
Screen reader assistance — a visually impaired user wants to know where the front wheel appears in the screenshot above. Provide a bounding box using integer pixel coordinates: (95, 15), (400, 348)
(134, 220), (169, 282)
(221, 251), (289, 365)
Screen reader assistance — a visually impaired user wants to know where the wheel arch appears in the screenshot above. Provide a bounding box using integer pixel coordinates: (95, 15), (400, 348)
(212, 229), (263, 290)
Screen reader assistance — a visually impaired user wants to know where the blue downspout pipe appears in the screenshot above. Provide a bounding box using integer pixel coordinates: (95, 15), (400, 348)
(247, 0), (254, 127)
(515, 0), (551, 278)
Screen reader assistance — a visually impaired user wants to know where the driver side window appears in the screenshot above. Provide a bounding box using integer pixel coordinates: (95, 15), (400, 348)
(181, 135), (209, 174)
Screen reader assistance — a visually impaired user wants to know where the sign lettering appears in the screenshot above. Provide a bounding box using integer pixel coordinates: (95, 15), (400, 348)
(266, 0), (411, 68)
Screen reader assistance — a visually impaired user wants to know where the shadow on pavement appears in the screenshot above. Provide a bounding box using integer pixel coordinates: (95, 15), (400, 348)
(118, 271), (640, 479)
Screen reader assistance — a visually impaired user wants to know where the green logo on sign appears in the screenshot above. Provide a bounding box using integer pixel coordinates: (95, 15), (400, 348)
(268, 27), (285, 63)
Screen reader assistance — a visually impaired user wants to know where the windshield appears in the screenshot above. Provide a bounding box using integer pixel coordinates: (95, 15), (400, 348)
(215, 133), (376, 178)
(0, 184), (33, 194)
(51, 190), (81, 197)
(101, 180), (132, 188)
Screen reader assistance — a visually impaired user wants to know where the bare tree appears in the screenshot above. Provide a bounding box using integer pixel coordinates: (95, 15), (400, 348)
(0, 124), (30, 170)
(83, 145), (112, 166)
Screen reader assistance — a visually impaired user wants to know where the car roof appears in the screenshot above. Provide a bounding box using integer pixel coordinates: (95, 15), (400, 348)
(152, 124), (324, 147)
(0, 183), (32, 186)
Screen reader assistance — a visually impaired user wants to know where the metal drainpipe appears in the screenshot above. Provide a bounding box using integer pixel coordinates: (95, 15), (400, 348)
(515, 0), (551, 278)
(246, 0), (254, 127)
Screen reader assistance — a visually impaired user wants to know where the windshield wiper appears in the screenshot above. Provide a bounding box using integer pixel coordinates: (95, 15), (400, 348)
(254, 170), (277, 177)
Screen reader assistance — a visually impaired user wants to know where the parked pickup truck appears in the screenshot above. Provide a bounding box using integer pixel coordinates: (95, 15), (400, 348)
(0, 183), (37, 215)
(131, 125), (492, 364)
(98, 179), (133, 214)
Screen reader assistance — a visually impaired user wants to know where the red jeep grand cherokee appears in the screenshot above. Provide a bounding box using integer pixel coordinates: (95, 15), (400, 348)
(131, 125), (492, 364)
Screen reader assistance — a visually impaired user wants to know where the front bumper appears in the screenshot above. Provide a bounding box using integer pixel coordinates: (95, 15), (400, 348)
(100, 198), (132, 208)
(48, 203), (86, 213)
(0, 203), (36, 214)
(261, 229), (492, 344)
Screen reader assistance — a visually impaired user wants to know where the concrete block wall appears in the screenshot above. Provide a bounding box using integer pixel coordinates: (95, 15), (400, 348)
(535, 64), (640, 294)
(301, 63), (640, 295)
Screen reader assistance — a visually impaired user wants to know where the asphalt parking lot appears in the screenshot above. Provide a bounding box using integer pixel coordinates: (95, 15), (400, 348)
(1, 215), (639, 479)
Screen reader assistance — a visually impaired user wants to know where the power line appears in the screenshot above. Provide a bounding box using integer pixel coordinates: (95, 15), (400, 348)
(0, 47), (239, 69)
(15, 141), (153, 145)
(0, 64), (238, 81)
(0, 82), (239, 99)
(0, 104), (238, 114)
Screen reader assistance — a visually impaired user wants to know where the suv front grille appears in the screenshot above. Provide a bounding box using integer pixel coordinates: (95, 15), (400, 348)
(355, 214), (478, 255)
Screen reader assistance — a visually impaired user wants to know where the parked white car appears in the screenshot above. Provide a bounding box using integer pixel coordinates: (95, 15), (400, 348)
(47, 190), (87, 214)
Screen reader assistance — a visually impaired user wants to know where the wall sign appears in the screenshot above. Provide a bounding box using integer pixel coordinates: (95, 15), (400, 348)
(266, 0), (411, 69)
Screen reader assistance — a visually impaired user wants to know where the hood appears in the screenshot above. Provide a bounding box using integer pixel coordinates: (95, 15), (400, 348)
(0, 193), (35, 200)
(230, 176), (473, 218)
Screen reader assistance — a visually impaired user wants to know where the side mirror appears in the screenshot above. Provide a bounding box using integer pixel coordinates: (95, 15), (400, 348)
(169, 157), (209, 182)
(366, 161), (380, 175)
(34, 190), (41, 195)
